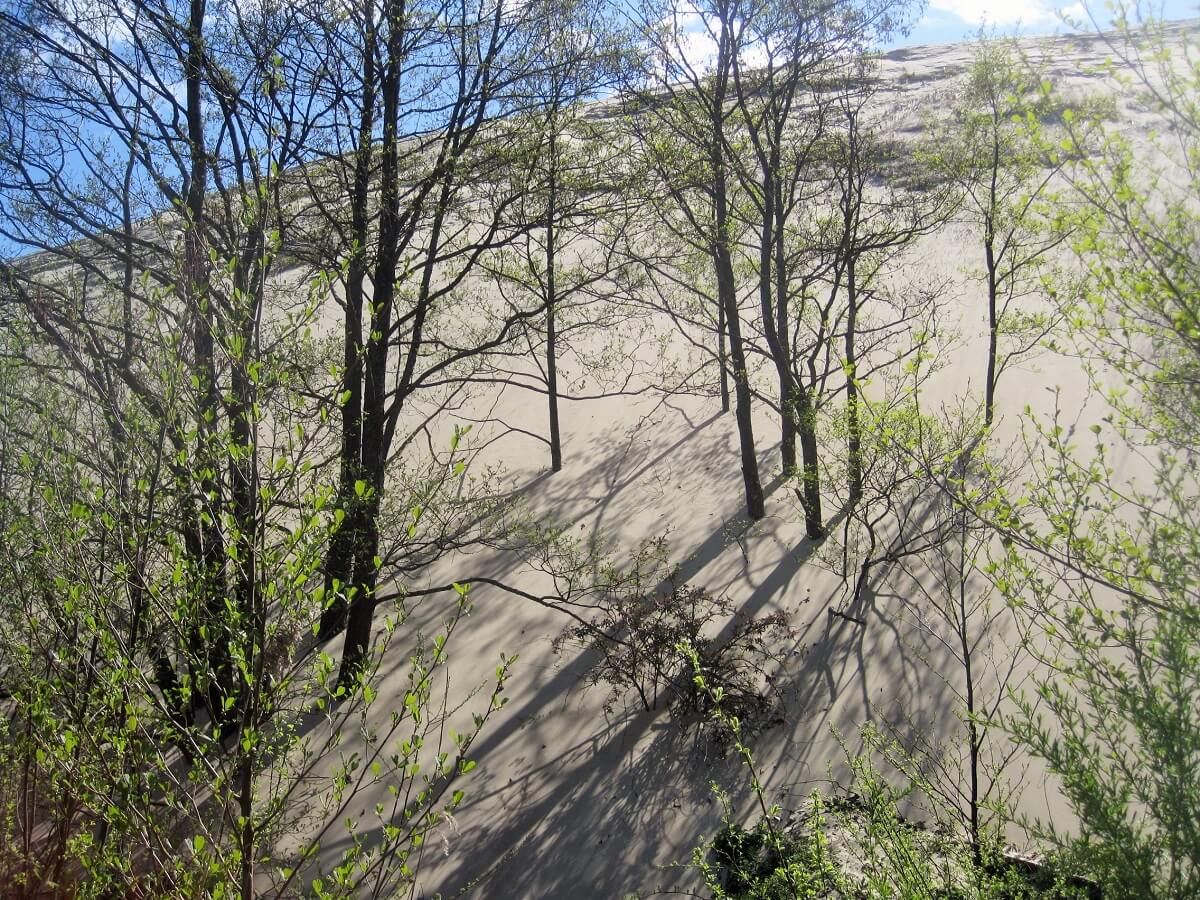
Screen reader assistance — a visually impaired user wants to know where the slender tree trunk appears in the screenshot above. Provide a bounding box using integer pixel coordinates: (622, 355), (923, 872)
(711, 15), (763, 520)
(769, 156), (798, 477)
(846, 254), (862, 509)
(339, 0), (405, 685)
(984, 124), (1000, 428)
(226, 289), (259, 735)
(181, 0), (234, 723)
(794, 388), (823, 537)
(318, 254), (365, 638)
(772, 200), (823, 538)
(341, 385), (387, 682)
(320, 5), (375, 641)
(755, 168), (797, 475)
(715, 217), (763, 520)
(778, 380), (796, 472)
(957, 510), (981, 862)
(840, 103), (868, 513)
(984, 230), (998, 427)
(717, 293), (730, 413)
(237, 698), (256, 899)
(841, 106), (864, 512)
(338, 501), (379, 681)
(546, 124), (562, 472)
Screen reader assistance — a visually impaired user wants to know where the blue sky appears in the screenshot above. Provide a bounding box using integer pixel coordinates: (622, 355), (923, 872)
(900, 0), (1199, 48)
(663, 1), (1200, 76)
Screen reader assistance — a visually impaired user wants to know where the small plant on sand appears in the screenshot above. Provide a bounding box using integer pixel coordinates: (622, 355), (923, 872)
(556, 584), (792, 739)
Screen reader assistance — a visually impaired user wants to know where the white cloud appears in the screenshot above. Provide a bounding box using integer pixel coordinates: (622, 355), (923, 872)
(1060, 2), (1090, 25)
(927, 0), (1058, 27)
(677, 29), (718, 74)
(740, 43), (770, 70)
(661, 0), (780, 77)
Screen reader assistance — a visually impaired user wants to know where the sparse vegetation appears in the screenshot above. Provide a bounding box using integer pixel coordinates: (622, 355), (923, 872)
(556, 583), (793, 742)
(0, 0), (1196, 896)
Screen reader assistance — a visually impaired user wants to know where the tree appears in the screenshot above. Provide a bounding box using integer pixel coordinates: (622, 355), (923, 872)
(0, 0), (324, 735)
(724, 0), (840, 538)
(625, 0), (766, 520)
(938, 38), (1070, 427)
(890, 433), (1033, 860)
(298, 0), (562, 683)
(953, 9), (1200, 895)
(0, 0), (510, 892)
(821, 63), (954, 509)
(479, 0), (633, 473)
(726, 0), (914, 535)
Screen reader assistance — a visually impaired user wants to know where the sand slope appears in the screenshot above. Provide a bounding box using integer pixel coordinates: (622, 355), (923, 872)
(303, 25), (1189, 899)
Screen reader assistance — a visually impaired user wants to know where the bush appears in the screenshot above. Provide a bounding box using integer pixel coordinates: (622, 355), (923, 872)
(705, 800), (839, 900)
(693, 725), (1097, 900)
(556, 583), (793, 740)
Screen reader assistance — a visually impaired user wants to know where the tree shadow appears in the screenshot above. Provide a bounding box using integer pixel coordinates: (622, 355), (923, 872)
(756, 495), (987, 828)
(295, 391), (977, 899)
(302, 428), (832, 896)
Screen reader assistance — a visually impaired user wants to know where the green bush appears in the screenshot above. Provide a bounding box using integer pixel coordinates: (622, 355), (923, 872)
(557, 583), (793, 742)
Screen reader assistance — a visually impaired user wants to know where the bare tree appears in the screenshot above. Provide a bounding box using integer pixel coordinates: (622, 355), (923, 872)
(938, 38), (1069, 427)
(823, 69), (955, 508)
(478, 0), (633, 472)
(623, 0), (766, 520)
(0, 0), (518, 893)
(292, 0), (567, 683)
(726, 0), (912, 535)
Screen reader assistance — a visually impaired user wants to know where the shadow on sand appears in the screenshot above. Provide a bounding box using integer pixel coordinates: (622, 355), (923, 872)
(311, 402), (973, 899)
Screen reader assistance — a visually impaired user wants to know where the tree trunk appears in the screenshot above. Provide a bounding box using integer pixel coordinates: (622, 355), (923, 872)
(715, 219), (763, 521)
(957, 510), (981, 861)
(984, 230), (998, 427)
(720, 273), (768, 520)
(341, 481), (383, 687)
(717, 293), (730, 413)
(846, 254), (862, 509)
(182, 0), (234, 724)
(984, 122), (1001, 428)
(318, 255), (365, 638)
(339, 374), (385, 686)
(338, 0), (405, 686)
(794, 389), (824, 538)
(755, 167), (798, 477)
(546, 124), (562, 472)
(772, 196), (823, 539)
(711, 27), (764, 521)
(225, 273), (260, 736)
(319, 7), (375, 641)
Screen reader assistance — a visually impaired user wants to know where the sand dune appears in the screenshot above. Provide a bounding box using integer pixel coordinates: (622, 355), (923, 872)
(282, 25), (1200, 898)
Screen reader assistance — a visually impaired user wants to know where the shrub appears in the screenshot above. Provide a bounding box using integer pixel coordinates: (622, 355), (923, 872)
(556, 583), (793, 740)
(692, 724), (1097, 900)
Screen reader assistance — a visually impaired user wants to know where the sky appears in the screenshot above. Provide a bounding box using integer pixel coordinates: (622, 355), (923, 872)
(899, 0), (1199, 48)
(663, 1), (1200, 79)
